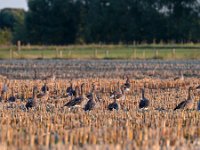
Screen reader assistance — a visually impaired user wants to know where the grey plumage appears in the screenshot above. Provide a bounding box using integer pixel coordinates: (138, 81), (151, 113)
(174, 87), (193, 110)
(84, 92), (96, 111)
(25, 86), (38, 109)
(139, 89), (149, 109)
(124, 76), (131, 91)
(197, 100), (200, 111)
(64, 83), (87, 108)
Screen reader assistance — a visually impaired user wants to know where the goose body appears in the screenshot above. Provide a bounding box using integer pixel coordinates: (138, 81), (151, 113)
(1, 83), (8, 101)
(174, 87), (193, 110)
(124, 76), (131, 91)
(37, 92), (49, 101)
(8, 87), (16, 102)
(64, 83), (87, 108)
(26, 98), (37, 109)
(197, 100), (200, 111)
(139, 89), (149, 109)
(110, 84), (125, 101)
(65, 97), (83, 107)
(108, 101), (119, 111)
(87, 83), (96, 100)
(108, 94), (119, 111)
(37, 84), (49, 101)
(41, 84), (49, 93)
(26, 86), (38, 109)
(8, 96), (16, 102)
(84, 93), (96, 111)
(66, 83), (75, 97)
(174, 72), (184, 81)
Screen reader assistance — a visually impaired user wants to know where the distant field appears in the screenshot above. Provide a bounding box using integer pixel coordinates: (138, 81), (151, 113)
(0, 44), (200, 59)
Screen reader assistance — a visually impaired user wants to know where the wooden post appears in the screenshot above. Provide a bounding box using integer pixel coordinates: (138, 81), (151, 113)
(172, 48), (176, 59)
(10, 49), (13, 59)
(143, 50), (146, 59)
(105, 50), (109, 58)
(41, 51), (44, 59)
(133, 41), (136, 47)
(56, 48), (58, 58)
(17, 40), (21, 51)
(60, 50), (63, 58)
(134, 49), (136, 59)
(68, 50), (72, 58)
(94, 49), (98, 58)
(155, 49), (158, 58)
(27, 43), (31, 49)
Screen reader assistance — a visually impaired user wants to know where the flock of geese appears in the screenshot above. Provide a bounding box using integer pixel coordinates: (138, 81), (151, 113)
(0, 76), (200, 112)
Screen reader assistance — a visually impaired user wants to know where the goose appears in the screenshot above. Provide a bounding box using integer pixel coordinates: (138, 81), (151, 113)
(124, 76), (131, 91)
(174, 71), (184, 81)
(84, 92), (96, 111)
(8, 87), (16, 102)
(174, 87), (193, 110)
(66, 82), (75, 97)
(64, 83), (88, 108)
(197, 100), (200, 111)
(196, 85), (200, 91)
(0, 83), (8, 101)
(139, 88), (150, 110)
(110, 82), (121, 99)
(110, 83), (125, 100)
(108, 95), (119, 111)
(87, 83), (103, 102)
(37, 84), (49, 102)
(87, 83), (96, 100)
(41, 83), (49, 93)
(25, 86), (38, 109)
(196, 86), (200, 111)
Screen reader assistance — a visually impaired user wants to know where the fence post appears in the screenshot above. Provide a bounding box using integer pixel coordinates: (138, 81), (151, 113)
(41, 51), (44, 59)
(172, 48), (176, 59)
(60, 50), (63, 58)
(133, 41), (136, 47)
(143, 50), (146, 59)
(68, 50), (72, 58)
(17, 40), (21, 52)
(132, 49), (137, 59)
(94, 49), (98, 58)
(10, 49), (13, 59)
(56, 48), (58, 58)
(155, 49), (158, 58)
(105, 50), (109, 58)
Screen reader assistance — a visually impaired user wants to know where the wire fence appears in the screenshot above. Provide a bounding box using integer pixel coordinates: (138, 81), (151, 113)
(0, 45), (200, 59)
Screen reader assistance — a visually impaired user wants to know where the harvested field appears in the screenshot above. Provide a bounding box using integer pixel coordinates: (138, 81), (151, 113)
(0, 60), (199, 150)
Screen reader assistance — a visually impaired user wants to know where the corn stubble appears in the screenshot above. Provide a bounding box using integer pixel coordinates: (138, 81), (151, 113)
(0, 77), (199, 150)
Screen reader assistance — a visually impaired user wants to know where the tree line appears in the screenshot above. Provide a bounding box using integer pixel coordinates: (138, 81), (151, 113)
(0, 0), (200, 45)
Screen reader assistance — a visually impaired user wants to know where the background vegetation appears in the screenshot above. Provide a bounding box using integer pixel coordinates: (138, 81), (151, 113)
(0, 0), (200, 45)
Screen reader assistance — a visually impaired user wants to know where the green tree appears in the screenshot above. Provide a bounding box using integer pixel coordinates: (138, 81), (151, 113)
(26, 0), (81, 44)
(0, 8), (26, 44)
(0, 8), (25, 31)
(0, 28), (12, 45)
(158, 0), (200, 42)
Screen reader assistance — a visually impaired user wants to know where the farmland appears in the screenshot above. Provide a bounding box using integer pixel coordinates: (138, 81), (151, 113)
(0, 59), (199, 150)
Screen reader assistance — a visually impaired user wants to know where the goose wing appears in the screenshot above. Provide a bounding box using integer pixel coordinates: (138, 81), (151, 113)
(139, 99), (149, 109)
(66, 87), (74, 96)
(64, 97), (82, 107)
(25, 98), (36, 109)
(174, 100), (187, 110)
(108, 102), (119, 111)
(84, 100), (95, 111)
